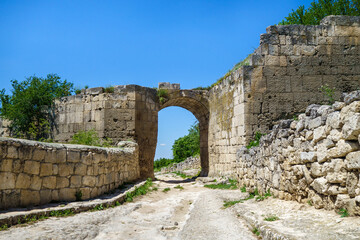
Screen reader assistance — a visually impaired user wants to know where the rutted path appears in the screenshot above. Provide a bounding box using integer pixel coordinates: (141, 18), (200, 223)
(0, 173), (256, 240)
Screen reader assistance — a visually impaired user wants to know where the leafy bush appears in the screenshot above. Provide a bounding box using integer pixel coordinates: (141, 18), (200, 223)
(279, 0), (360, 25)
(154, 158), (176, 171)
(104, 85), (114, 93)
(319, 84), (336, 104)
(246, 132), (264, 149)
(70, 129), (112, 147)
(0, 74), (73, 140)
(157, 89), (168, 104)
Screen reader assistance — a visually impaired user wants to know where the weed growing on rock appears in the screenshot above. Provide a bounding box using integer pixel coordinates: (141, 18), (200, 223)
(223, 200), (242, 208)
(246, 132), (264, 149)
(204, 178), (238, 190)
(252, 227), (260, 236)
(0, 224), (8, 231)
(264, 215), (279, 221)
(240, 185), (247, 192)
(157, 89), (168, 104)
(50, 209), (75, 217)
(104, 85), (115, 93)
(163, 187), (171, 192)
(307, 200), (313, 206)
(174, 185), (184, 190)
(338, 208), (349, 218)
(125, 178), (153, 202)
(75, 190), (83, 201)
(319, 84), (336, 104)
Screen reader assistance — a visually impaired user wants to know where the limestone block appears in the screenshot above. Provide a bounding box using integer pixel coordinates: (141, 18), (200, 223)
(313, 126), (327, 143)
(310, 162), (323, 177)
(332, 101), (345, 111)
(57, 177), (70, 189)
(40, 189), (52, 205)
(346, 172), (359, 197)
(327, 140), (359, 158)
(83, 176), (96, 187)
(346, 151), (360, 169)
(309, 117), (323, 129)
(326, 111), (341, 129)
(305, 131), (313, 140)
(0, 172), (16, 189)
(300, 152), (317, 163)
(67, 150), (81, 163)
(342, 113), (360, 140)
(24, 161), (40, 175)
(0, 159), (12, 172)
(59, 188), (76, 201)
(296, 120), (305, 132)
(74, 163), (87, 175)
(326, 172), (347, 183)
(40, 163), (53, 176)
(42, 176), (57, 189)
(15, 173), (31, 189)
(7, 146), (18, 159)
(310, 177), (329, 194)
(32, 148), (46, 161)
(335, 194), (351, 209)
(58, 163), (74, 177)
(70, 176), (82, 187)
(327, 129), (342, 142)
(30, 176), (42, 191)
(20, 190), (40, 206)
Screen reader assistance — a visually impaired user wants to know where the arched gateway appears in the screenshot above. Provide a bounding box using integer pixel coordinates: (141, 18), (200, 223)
(157, 83), (209, 177)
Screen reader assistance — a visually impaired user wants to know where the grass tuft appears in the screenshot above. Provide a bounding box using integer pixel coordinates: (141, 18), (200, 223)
(174, 185), (184, 190)
(264, 215), (279, 221)
(204, 178), (238, 190)
(338, 208), (349, 218)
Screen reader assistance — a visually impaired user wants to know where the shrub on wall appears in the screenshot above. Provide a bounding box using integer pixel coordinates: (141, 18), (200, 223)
(279, 0), (360, 25)
(70, 129), (112, 147)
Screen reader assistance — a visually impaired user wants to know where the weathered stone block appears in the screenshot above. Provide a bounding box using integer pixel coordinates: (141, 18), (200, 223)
(0, 159), (12, 172)
(310, 177), (329, 194)
(74, 163), (87, 175)
(0, 172), (16, 189)
(70, 176), (82, 187)
(83, 176), (96, 187)
(300, 152), (317, 163)
(15, 173), (31, 189)
(56, 177), (70, 189)
(327, 140), (359, 158)
(59, 188), (76, 201)
(346, 151), (360, 169)
(30, 175), (42, 191)
(20, 190), (40, 206)
(342, 113), (360, 140)
(40, 163), (53, 176)
(24, 161), (40, 175)
(42, 176), (57, 189)
(58, 163), (74, 177)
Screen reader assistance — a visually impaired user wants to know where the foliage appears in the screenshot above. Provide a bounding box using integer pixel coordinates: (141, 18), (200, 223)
(279, 0), (360, 25)
(75, 190), (83, 201)
(157, 89), (168, 104)
(174, 185), (184, 190)
(172, 122), (200, 162)
(163, 187), (171, 192)
(264, 215), (280, 221)
(70, 129), (113, 147)
(50, 209), (75, 217)
(172, 171), (193, 179)
(240, 185), (247, 193)
(246, 132), (264, 149)
(204, 178), (238, 190)
(104, 85), (115, 93)
(252, 227), (260, 236)
(223, 200), (242, 208)
(338, 208), (349, 217)
(124, 178), (153, 202)
(74, 88), (81, 94)
(319, 84), (336, 104)
(0, 224), (8, 231)
(0, 74), (74, 140)
(154, 157), (176, 171)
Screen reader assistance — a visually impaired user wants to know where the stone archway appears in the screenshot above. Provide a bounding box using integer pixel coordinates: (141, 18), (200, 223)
(158, 89), (209, 176)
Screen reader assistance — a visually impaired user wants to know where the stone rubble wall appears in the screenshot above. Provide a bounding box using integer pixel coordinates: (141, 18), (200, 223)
(0, 137), (140, 210)
(160, 156), (200, 173)
(236, 91), (360, 215)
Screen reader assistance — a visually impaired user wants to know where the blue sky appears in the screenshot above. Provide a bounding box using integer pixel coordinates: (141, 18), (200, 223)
(0, 0), (313, 159)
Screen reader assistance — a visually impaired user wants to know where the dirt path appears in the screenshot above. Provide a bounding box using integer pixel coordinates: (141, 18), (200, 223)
(0, 173), (256, 240)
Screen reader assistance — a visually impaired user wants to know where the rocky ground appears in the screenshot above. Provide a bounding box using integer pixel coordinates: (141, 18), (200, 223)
(0, 173), (360, 240)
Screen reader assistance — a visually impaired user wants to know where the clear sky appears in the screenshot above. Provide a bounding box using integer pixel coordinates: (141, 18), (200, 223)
(0, 0), (313, 159)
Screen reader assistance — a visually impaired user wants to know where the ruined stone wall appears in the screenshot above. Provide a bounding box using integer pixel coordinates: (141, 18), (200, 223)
(236, 91), (360, 215)
(53, 86), (137, 143)
(0, 137), (139, 210)
(208, 15), (360, 177)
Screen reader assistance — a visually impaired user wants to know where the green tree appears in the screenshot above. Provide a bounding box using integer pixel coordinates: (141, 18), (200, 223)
(172, 122), (200, 162)
(280, 0), (360, 25)
(0, 74), (73, 140)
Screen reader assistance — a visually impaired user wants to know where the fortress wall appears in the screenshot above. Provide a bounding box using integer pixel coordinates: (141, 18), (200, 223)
(208, 15), (360, 177)
(236, 93), (360, 216)
(0, 137), (139, 210)
(53, 85), (138, 143)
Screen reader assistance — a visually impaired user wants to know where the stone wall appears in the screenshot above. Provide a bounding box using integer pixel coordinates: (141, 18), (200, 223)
(160, 156), (200, 173)
(207, 15), (360, 177)
(236, 91), (360, 215)
(0, 137), (139, 210)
